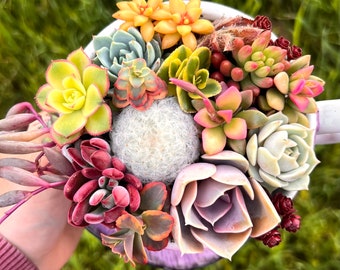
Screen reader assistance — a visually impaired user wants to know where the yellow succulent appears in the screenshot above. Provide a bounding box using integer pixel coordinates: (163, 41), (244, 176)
(154, 0), (214, 50)
(112, 0), (171, 42)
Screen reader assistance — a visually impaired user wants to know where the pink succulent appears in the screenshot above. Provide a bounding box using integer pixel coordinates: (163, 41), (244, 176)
(194, 86), (247, 155)
(63, 137), (143, 227)
(170, 150), (280, 260)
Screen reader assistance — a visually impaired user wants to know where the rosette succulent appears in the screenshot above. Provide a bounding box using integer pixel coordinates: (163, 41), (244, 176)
(112, 0), (171, 42)
(273, 55), (325, 113)
(35, 48), (111, 146)
(63, 137), (144, 226)
(246, 112), (320, 192)
(113, 58), (168, 110)
(170, 150), (280, 259)
(232, 31), (287, 89)
(93, 27), (162, 83)
(153, 0), (214, 50)
(157, 45), (221, 113)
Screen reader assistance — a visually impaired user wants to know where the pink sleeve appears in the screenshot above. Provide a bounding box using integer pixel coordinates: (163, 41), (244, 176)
(0, 234), (38, 270)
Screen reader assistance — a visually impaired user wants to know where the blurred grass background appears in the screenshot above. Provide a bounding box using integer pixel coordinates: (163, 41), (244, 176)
(1, 0), (340, 269)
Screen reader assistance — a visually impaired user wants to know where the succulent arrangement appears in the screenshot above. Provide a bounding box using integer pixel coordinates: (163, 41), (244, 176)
(0, 0), (326, 268)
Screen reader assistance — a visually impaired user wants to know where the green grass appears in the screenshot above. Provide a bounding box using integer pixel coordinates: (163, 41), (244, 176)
(1, 0), (340, 269)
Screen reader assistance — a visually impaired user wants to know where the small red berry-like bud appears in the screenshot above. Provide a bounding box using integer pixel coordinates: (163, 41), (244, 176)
(252, 15), (272, 30)
(281, 213), (301, 232)
(211, 51), (226, 69)
(230, 67), (244, 81)
(274, 36), (291, 50)
(287, 45), (303, 60)
(210, 71), (225, 82)
(219, 60), (234, 77)
(272, 193), (294, 215)
(258, 228), (281, 247)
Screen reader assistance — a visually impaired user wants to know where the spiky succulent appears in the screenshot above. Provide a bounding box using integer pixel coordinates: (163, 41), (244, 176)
(93, 27), (162, 83)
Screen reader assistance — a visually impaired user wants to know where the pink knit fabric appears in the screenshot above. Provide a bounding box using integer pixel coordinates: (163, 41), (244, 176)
(0, 234), (37, 270)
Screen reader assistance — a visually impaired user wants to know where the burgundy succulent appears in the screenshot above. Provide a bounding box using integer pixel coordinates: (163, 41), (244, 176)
(252, 15), (272, 30)
(281, 213), (301, 232)
(258, 228), (282, 247)
(63, 137), (143, 227)
(272, 193), (294, 216)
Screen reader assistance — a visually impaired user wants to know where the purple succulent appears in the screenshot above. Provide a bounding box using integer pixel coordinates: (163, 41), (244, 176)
(170, 150), (281, 260)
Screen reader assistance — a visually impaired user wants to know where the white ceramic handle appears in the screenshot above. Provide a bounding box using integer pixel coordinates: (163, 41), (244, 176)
(309, 99), (340, 145)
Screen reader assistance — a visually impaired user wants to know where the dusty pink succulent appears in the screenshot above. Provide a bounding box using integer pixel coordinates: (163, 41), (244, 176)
(170, 150), (280, 260)
(170, 78), (252, 155)
(63, 137), (143, 227)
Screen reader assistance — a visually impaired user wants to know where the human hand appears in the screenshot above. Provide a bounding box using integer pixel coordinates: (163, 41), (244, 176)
(0, 112), (83, 270)
(0, 151), (83, 270)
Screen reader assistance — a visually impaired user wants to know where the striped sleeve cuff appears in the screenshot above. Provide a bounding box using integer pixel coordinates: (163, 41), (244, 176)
(0, 234), (38, 270)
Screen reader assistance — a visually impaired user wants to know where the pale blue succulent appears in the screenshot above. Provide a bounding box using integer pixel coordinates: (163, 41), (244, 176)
(93, 27), (162, 83)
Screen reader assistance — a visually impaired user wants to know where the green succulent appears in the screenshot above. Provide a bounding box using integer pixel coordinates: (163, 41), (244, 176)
(157, 45), (221, 113)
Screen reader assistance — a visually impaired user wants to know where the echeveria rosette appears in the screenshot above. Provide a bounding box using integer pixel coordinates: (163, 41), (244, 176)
(113, 58), (168, 111)
(93, 27), (162, 83)
(246, 112), (320, 192)
(170, 150), (280, 260)
(63, 137), (144, 227)
(101, 181), (174, 266)
(35, 48), (111, 146)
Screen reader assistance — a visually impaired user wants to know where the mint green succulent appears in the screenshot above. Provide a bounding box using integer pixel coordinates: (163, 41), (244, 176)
(246, 112), (319, 192)
(157, 45), (221, 113)
(93, 27), (162, 83)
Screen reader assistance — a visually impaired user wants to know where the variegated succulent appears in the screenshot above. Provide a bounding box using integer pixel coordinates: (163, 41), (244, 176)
(157, 45), (221, 113)
(35, 48), (112, 146)
(93, 27), (162, 83)
(113, 58), (168, 111)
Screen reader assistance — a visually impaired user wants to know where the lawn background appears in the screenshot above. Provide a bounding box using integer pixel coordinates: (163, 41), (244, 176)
(1, 0), (340, 269)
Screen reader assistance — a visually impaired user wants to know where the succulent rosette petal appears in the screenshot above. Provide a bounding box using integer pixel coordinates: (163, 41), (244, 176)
(93, 27), (163, 83)
(246, 112), (320, 192)
(170, 150), (280, 260)
(35, 48), (111, 146)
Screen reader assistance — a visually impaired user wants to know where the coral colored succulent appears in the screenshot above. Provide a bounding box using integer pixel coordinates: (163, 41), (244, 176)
(112, 0), (171, 42)
(246, 112), (320, 192)
(154, 0), (214, 50)
(113, 58), (168, 111)
(102, 181), (173, 266)
(35, 48), (111, 145)
(170, 150), (280, 259)
(93, 27), (162, 83)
